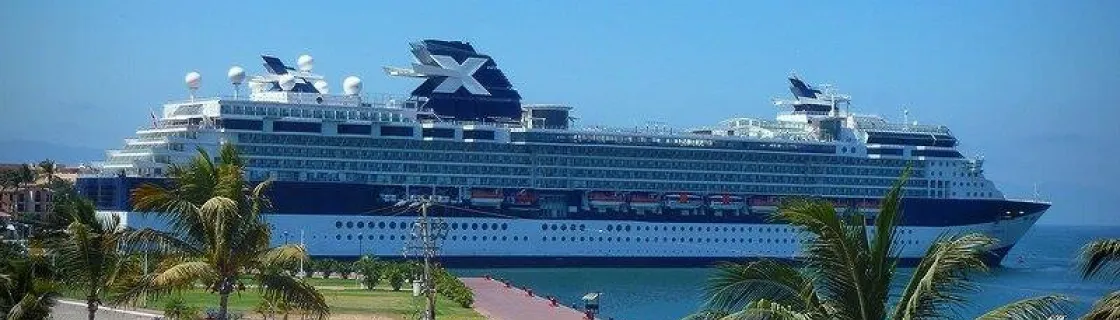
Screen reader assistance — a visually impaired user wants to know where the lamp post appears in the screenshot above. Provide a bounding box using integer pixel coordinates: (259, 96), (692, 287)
(299, 229), (305, 279)
(358, 233), (364, 257)
(283, 231), (290, 245)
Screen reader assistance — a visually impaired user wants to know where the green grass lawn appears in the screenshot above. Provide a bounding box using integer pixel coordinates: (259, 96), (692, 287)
(71, 280), (483, 320)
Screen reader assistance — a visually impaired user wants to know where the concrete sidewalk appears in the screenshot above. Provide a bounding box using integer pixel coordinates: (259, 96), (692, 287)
(52, 300), (163, 320)
(462, 277), (591, 320)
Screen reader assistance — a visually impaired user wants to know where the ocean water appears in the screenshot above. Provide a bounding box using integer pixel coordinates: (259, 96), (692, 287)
(457, 225), (1120, 320)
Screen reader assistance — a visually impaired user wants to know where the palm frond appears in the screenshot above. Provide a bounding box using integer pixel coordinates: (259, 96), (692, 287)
(891, 233), (996, 319)
(722, 299), (814, 320)
(6, 280), (59, 320)
(1081, 290), (1120, 320)
(681, 309), (732, 320)
(1076, 239), (1120, 280)
(867, 168), (909, 313)
(255, 244), (308, 270)
(111, 261), (217, 305)
(973, 295), (1068, 320)
(121, 227), (202, 256)
(255, 272), (329, 320)
(775, 197), (876, 319)
(703, 261), (820, 313)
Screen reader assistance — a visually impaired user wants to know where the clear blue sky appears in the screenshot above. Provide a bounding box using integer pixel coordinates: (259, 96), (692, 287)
(1, 1), (1117, 225)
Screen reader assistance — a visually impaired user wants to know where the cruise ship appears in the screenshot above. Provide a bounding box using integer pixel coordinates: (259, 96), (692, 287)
(77, 40), (1049, 267)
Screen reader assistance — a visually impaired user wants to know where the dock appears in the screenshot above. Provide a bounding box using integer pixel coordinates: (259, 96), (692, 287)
(461, 277), (592, 320)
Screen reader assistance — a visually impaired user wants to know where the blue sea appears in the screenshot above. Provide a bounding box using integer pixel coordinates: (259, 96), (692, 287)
(457, 225), (1120, 320)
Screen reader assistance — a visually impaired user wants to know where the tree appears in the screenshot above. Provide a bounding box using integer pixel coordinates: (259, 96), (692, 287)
(355, 256), (384, 290)
(0, 257), (59, 320)
(1076, 239), (1120, 319)
(16, 165), (35, 188)
(36, 160), (56, 185)
(695, 170), (1068, 320)
(386, 262), (407, 291)
(114, 144), (329, 320)
(46, 196), (144, 320)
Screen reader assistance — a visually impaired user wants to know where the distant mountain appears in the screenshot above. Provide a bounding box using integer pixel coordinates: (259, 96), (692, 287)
(0, 140), (105, 165)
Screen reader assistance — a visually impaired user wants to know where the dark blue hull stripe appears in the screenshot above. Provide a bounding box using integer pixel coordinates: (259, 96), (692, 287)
(77, 177), (1049, 227)
(314, 247), (1014, 268)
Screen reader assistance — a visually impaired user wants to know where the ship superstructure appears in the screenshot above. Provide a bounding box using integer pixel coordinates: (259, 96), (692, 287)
(78, 40), (1048, 266)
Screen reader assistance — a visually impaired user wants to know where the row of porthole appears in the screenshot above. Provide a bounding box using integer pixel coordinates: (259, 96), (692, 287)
(327, 234), (924, 246)
(542, 223), (807, 234)
(336, 221), (510, 231)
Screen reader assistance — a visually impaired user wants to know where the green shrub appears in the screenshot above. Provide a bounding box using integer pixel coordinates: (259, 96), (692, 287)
(355, 256), (384, 290)
(432, 267), (474, 308)
(386, 263), (406, 291)
(163, 296), (199, 320)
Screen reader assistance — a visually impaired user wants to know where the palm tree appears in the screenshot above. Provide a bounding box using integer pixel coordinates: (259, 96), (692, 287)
(0, 257), (59, 320)
(696, 171), (1068, 320)
(36, 160), (56, 185)
(46, 196), (141, 320)
(113, 144), (328, 320)
(1076, 239), (1119, 319)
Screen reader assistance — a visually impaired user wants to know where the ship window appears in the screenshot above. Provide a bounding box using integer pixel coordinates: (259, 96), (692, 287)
(389, 222), (396, 229)
(579, 224), (585, 231)
(335, 235), (341, 240)
(356, 222), (365, 228)
(482, 223), (489, 230)
(494, 223), (501, 230)
(463, 130), (495, 140)
(625, 225), (631, 232)
(541, 224), (547, 231)
(346, 222), (353, 229)
(542, 236), (547, 241)
(607, 225), (613, 231)
(357, 235), (364, 240)
(335, 221), (342, 229)
(560, 224), (567, 231)
(273, 121), (321, 133)
(551, 224), (558, 231)
(422, 128), (456, 139)
(338, 124), (372, 135)
(473, 236), (478, 241)
(380, 126), (414, 137)
(502, 236), (507, 241)
(346, 235), (353, 240)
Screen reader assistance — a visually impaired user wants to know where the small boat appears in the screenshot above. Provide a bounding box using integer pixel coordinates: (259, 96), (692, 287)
(665, 192), (702, 209)
(588, 191), (625, 208)
(469, 188), (503, 207)
(510, 189), (539, 206)
(707, 193), (745, 210)
(628, 192), (662, 209)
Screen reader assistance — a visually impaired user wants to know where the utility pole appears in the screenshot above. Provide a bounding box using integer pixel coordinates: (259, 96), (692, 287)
(299, 229), (306, 279)
(420, 197), (436, 320)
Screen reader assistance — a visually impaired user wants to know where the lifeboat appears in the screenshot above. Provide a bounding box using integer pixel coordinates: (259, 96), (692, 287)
(469, 188), (503, 207)
(708, 193), (745, 210)
(748, 195), (780, 214)
(665, 192), (702, 209)
(378, 186), (405, 203)
(510, 189), (539, 206)
(628, 192), (662, 209)
(588, 191), (625, 208)
(855, 198), (881, 214)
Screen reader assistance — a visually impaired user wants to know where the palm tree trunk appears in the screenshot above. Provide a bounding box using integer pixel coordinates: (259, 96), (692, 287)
(219, 292), (231, 320)
(87, 295), (99, 320)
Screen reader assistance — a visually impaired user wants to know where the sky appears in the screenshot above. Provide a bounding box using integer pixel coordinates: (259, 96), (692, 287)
(0, 1), (1117, 225)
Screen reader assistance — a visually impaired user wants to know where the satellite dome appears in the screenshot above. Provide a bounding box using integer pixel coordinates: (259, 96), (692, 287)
(343, 76), (362, 95)
(278, 74), (297, 91)
(297, 55), (314, 72)
(185, 72), (201, 89)
(313, 80), (329, 94)
(227, 66), (246, 85)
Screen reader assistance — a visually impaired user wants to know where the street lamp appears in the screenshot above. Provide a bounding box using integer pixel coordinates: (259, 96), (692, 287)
(283, 231), (290, 245)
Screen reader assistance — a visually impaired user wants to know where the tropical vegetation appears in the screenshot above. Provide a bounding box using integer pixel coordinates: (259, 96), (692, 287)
(1076, 239), (1120, 319)
(113, 144), (329, 320)
(690, 171), (1070, 320)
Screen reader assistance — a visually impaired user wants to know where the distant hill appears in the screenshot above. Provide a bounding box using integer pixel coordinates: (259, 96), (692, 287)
(0, 140), (105, 165)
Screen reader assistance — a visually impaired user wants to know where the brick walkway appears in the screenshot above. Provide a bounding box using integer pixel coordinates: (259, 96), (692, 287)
(461, 277), (591, 320)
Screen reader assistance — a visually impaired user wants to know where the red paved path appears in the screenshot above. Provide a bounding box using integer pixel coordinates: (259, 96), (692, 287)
(462, 277), (590, 320)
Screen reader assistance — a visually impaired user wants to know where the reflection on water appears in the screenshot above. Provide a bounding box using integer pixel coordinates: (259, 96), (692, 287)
(454, 225), (1120, 320)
